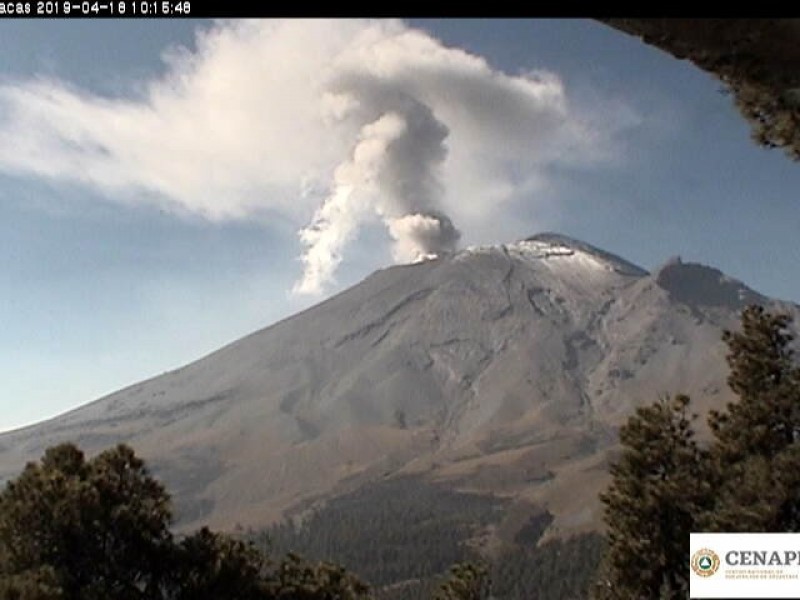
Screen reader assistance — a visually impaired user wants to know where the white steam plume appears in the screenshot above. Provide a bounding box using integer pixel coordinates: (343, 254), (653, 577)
(296, 92), (460, 294)
(0, 20), (625, 294)
(295, 113), (407, 294)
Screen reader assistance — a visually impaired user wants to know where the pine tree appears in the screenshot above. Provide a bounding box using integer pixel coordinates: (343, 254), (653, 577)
(706, 305), (800, 532)
(594, 305), (800, 598)
(0, 443), (374, 600)
(0, 443), (173, 599)
(594, 395), (709, 599)
(265, 552), (371, 599)
(169, 527), (269, 600)
(710, 305), (799, 460)
(432, 562), (490, 600)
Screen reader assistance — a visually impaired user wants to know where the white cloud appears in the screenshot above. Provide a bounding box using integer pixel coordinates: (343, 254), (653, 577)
(0, 19), (625, 294)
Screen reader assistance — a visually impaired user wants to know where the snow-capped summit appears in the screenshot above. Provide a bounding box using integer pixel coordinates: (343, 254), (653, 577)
(521, 233), (649, 277)
(458, 232), (647, 278)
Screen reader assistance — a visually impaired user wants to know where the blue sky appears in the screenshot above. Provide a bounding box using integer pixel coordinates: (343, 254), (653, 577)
(0, 19), (798, 432)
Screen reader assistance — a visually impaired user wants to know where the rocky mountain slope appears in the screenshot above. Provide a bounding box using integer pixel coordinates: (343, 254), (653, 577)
(1, 233), (796, 541)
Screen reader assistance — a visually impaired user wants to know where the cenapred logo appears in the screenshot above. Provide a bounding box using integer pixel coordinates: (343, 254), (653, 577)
(691, 548), (721, 577)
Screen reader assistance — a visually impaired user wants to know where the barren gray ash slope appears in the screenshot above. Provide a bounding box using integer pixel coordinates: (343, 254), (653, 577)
(0, 233), (796, 543)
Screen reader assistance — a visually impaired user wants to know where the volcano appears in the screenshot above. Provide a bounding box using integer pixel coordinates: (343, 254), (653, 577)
(1, 233), (796, 541)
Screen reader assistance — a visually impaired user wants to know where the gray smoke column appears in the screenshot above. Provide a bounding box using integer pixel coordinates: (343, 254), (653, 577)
(388, 211), (460, 263)
(295, 92), (460, 294)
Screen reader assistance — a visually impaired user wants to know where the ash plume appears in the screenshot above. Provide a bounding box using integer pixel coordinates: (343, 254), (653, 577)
(0, 20), (619, 295)
(295, 93), (460, 294)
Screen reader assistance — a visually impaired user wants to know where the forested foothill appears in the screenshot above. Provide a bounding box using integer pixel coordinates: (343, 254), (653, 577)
(0, 306), (797, 599)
